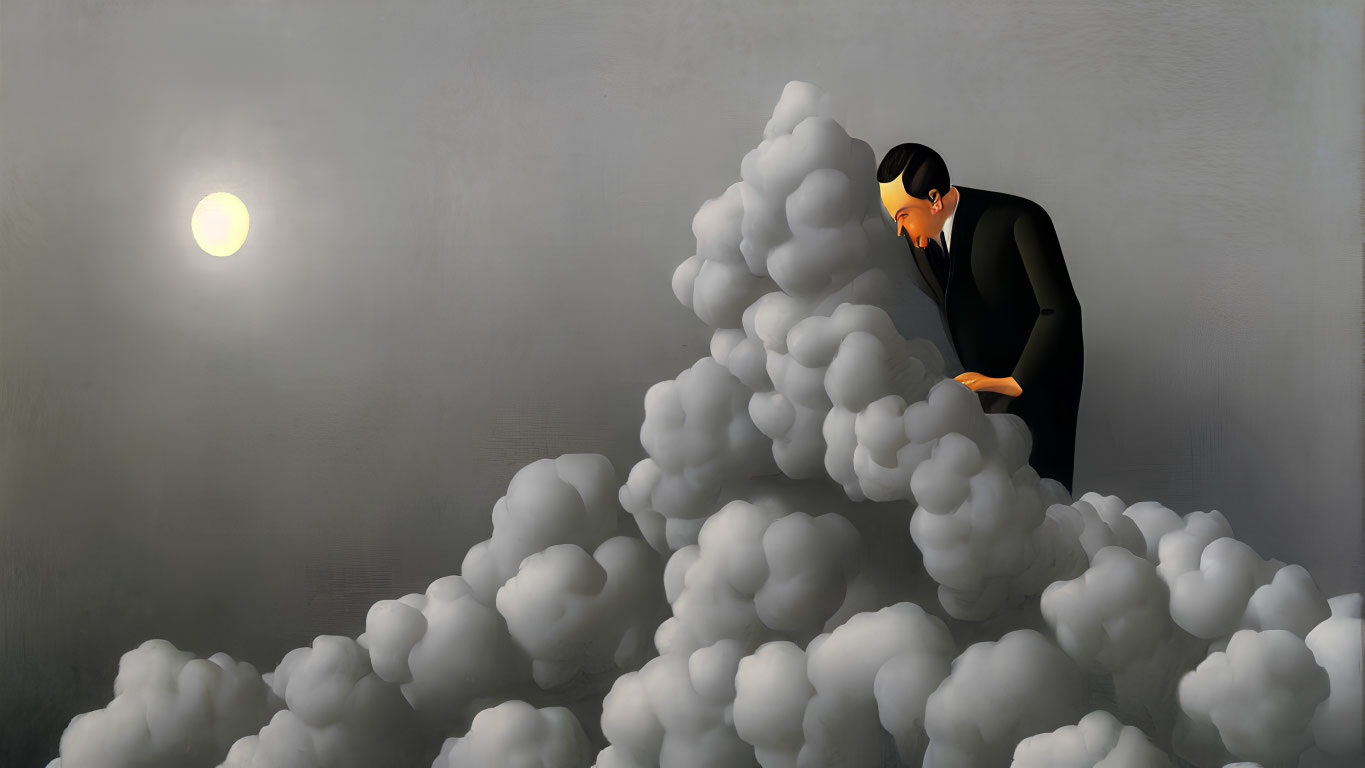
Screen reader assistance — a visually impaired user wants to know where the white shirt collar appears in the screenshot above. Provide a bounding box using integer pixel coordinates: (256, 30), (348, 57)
(941, 208), (956, 251)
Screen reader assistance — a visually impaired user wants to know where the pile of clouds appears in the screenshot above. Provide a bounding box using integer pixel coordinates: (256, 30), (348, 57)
(46, 81), (1361, 768)
(45, 640), (280, 768)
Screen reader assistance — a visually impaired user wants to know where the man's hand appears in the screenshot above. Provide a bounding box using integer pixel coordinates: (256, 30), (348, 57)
(954, 372), (1023, 397)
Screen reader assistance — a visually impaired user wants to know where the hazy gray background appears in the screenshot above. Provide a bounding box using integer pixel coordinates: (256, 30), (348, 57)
(2, 0), (1360, 763)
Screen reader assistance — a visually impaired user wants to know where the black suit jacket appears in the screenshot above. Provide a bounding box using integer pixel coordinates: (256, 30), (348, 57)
(904, 186), (1084, 488)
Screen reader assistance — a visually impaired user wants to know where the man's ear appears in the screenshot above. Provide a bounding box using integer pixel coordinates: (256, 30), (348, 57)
(928, 190), (943, 214)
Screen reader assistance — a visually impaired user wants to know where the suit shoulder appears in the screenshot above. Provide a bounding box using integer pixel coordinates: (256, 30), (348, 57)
(963, 187), (1051, 220)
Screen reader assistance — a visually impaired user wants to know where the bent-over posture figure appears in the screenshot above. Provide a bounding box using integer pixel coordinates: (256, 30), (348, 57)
(878, 143), (1084, 490)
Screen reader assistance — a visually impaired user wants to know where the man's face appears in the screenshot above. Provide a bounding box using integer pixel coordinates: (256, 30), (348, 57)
(880, 176), (943, 248)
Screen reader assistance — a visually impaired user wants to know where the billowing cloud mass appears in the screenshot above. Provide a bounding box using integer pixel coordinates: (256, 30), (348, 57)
(1155, 512), (1331, 641)
(463, 454), (624, 605)
(217, 635), (429, 768)
(1305, 594), (1364, 759)
(731, 601), (958, 768)
(45, 640), (280, 768)
(655, 495), (861, 656)
(497, 537), (663, 688)
(1042, 545), (1174, 675)
(432, 700), (592, 768)
(46, 81), (1360, 768)
(1176, 629), (1330, 765)
(923, 629), (1086, 768)
(363, 573), (531, 720)
(1011, 710), (1175, 768)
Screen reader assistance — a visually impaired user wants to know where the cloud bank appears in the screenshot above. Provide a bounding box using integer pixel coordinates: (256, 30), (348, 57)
(46, 81), (1361, 768)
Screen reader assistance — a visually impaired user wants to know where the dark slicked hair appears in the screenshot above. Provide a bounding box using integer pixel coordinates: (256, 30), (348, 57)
(876, 143), (950, 200)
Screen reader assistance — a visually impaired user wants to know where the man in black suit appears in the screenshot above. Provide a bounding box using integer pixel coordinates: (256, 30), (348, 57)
(877, 143), (1084, 491)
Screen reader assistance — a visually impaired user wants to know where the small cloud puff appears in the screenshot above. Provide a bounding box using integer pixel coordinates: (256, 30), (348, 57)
(1177, 629), (1330, 765)
(497, 537), (665, 688)
(433, 700), (592, 768)
(47, 640), (279, 768)
(1011, 710), (1175, 768)
(217, 636), (425, 768)
(463, 454), (623, 604)
(923, 630), (1086, 768)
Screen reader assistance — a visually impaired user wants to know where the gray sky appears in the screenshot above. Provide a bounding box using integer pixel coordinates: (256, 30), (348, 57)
(1, 0), (1360, 764)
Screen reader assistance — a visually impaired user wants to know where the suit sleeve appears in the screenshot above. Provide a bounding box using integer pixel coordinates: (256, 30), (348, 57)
(1009, 207), (1082, 392)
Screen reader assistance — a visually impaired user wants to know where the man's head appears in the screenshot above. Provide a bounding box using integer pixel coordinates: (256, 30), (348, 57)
(877, 143), (957, 248)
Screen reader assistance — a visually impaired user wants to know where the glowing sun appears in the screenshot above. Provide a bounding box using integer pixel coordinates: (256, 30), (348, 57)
(191, 192), (250, 257)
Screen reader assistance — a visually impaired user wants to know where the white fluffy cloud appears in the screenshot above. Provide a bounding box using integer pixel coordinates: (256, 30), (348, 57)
(434, 700), (592, 768)
(497, 537), (665, 688)
(656, 495), (860, 656)
(733, 641), (814, 768)
(1304, 594), (1364, 759)
(596, 640), (752, 768)
(1154, 511), (1332, 642)
(620, 357), (778, 552)
(217, 636), (426, 768)
(463, 454), (623, 604)
(730, 602), (956, 768)
(1041, 545), (1175, 674)
(908, 428), (1054, 620)
(923, 630), (1086, 768)
(46, 640), (279, 768)
(809, 602), (956, 767)
(1240, 564), (1332, 637)
(1011, 710), (1175, 768)
(1177, 629), (1330, 765)
(363, 574), (530, 720)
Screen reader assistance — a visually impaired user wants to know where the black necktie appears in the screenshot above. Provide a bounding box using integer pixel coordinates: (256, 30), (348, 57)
(926, 237), (949, 289)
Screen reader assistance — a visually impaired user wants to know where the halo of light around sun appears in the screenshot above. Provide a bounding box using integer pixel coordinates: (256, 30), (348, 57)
(191, 192), (250, 257)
